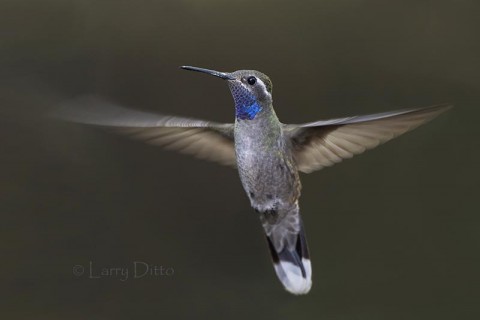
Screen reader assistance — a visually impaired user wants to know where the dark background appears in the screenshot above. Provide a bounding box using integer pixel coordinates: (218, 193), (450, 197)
(1, 0), (479, 319)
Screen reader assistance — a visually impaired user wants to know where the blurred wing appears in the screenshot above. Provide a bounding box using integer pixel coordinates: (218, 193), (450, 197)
(53, 95), (236, 167)
(285, 104), (452, 173)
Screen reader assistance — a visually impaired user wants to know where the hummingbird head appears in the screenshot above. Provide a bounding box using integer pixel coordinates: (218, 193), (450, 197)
(181, 66), (273, 120)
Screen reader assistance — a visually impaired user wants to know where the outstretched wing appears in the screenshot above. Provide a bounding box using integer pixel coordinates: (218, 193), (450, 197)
(284, 104), (452, 173)
(53, 96), (236, 167)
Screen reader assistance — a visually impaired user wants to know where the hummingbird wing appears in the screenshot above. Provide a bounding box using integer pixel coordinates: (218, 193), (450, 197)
(53, 96), (236, 167)
(285, 104), (452, 173)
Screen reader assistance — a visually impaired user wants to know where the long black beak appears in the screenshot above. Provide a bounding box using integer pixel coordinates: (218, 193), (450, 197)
(180, 66), (235, 80)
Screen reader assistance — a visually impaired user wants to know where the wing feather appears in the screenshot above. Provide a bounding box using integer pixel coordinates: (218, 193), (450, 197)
(53, 96), (236, 167)
(285, 104), (452, 173)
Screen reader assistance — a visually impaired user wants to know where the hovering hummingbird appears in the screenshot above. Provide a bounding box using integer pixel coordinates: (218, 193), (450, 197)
(56, 66), (451, 295)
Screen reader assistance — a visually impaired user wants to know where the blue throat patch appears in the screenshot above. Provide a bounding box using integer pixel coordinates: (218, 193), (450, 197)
(236, 101), (262, 120)
(230, 85), (263, 120)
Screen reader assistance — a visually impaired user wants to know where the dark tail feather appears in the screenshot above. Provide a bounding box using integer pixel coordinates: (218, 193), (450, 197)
(265, 216), (312, 295)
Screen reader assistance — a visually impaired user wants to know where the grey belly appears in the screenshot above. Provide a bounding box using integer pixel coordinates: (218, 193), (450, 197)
(236, 153), (299, 211)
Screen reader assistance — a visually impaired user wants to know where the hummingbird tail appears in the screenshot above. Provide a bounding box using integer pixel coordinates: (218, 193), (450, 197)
(263, 209), (312, 295)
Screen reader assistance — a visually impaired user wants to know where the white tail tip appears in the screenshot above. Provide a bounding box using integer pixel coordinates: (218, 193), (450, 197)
(273, 258), (312, 295)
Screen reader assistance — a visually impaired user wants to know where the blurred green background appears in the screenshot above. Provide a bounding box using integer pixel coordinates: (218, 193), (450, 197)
(1, 0), (479, 319)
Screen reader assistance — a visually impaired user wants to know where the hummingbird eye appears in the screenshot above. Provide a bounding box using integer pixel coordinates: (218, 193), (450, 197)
(247, 76), (257, 85)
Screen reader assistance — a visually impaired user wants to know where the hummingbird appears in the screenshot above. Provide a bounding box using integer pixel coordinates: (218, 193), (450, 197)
(55, 66), (451, 295)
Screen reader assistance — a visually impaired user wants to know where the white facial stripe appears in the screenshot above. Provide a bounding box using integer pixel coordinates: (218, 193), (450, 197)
(256, 78), (272, 100)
